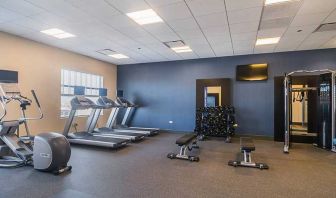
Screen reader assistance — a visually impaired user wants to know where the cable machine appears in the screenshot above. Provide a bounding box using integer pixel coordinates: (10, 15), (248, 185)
(283, 69), (336, 153)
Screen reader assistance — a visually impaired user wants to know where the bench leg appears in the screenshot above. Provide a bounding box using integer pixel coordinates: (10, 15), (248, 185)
(167, 143), (200, 162)
(228, 150), (269, 169)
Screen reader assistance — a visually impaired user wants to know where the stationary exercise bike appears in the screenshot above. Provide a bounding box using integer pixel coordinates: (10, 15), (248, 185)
(0, 83), (72, 174)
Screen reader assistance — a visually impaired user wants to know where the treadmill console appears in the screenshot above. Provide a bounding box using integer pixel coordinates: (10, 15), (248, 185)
(97, 97), (118, 108)
(116, 97), (135, 107)
(71, 96), (96, 110)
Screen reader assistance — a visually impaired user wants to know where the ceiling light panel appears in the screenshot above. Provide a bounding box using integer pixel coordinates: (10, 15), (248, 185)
(126, 9), (163, 25)
(40, 28), (76, 39)
(265, 0), (298, 5)
(40, 28), (64, 35)
(109, 54), (129, 59)
(171, 46), (193, 53)
(256, 37), (280, 45)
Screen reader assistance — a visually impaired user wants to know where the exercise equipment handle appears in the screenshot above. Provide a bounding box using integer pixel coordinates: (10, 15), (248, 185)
(31, 90), (41, 108)
(23, 90), (43, 120)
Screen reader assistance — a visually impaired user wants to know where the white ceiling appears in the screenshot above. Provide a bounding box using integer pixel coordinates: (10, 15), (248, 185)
(0, 0), (336, 65)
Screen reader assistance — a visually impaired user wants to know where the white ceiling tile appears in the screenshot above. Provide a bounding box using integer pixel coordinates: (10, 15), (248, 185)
(167, 18), (199, 31)
(225, 0), (264, 11)
(257, 28), (287, 38)
(0, 7), (23, 23)
(105, 0), (149, 13)
(297, 31), (336, 50)
(11, 17), (51, 32)
(321, 36), (336, 48)
(70, 1), (120, 21)
(155, 2), (192, 21)
(103, 14), (138, 28)
(143, 23), (176, 35)
(186, 0), (226, 16)
(229, 21), (259, 34)
(146, 0), (182, 7)
(203, 27), (230, 37)
(227, 7), (262, 24)
(155, 33), (180, 42)
(324, 9), (336, 23)
(0, 0), (45, 17)
(178, 51), (198, 59)
(0, 22), (35, 36)
(176, 29), (204, 39)
(184, 36), (209, 46)
(234, 49), (253, 55)
(254, 45), (276, 54)
(283, 25), (319, 37)
(207, 36), (232, 46)
(297, 0), (336, 15)
(196, 12), (228, 28)
(211, 41), (233, 52)
(291, 12), (330, 26)
(26, 0), (88, 23)
(232, 40), (255, 51)
(275, 37), (304, 52)
(231, 32), (257, 42)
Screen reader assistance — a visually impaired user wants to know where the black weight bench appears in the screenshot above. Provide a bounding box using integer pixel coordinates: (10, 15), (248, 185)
(228, 137), (268, 169)
(167, 133), (199, 162)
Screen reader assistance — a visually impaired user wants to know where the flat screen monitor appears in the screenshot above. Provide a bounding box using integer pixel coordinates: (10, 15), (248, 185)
(74, 86), (85, 96)
(117, 90), (123, 98)
(99, 88), (107, 97)
(236, 63), (268, 81)
(0, 70), (18, 83)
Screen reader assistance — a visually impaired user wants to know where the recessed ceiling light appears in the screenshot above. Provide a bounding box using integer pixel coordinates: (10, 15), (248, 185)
(53, 32), (76, 39)
(265, 0), (297, 5)
(256, 37), (280, 45)
(40, 28), (76, 39)
(40, 28), (65, 35)
(171, 46), (193, 53)
(109, 54), (129, 59)
(126, 9), (163, 25)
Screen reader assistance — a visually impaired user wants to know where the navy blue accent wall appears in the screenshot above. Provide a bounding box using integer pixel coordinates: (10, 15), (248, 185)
(117, 49), (336, 136)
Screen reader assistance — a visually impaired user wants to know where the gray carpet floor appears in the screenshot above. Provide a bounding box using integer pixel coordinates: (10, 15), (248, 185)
(0, 132), (335, 198)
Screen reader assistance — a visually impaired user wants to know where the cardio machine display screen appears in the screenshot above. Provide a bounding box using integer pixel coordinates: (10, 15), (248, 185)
(236, 64), (268, 81)
(0, 70), (18, 83)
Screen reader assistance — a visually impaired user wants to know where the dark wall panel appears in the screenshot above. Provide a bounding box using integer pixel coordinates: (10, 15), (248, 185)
(117, 49), (336, 136)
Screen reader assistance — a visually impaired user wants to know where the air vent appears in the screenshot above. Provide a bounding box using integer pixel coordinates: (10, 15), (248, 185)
(96, 49), (115, 56)
(163, 40), (193, 53)
(259, 0), (302, 30)
(314, 22), (336, 32)
(163, 40), (186, 48)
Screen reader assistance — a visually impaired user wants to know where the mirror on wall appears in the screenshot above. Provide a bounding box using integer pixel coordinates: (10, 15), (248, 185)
(204, 86), (221, 107)
(291, 84), (308, 135)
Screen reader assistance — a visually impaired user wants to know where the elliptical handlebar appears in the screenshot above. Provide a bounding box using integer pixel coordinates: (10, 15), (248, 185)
(23, 90), (43, 121)
(0, 97), (7, 121)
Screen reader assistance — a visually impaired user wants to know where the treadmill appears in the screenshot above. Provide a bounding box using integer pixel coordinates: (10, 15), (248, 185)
(63, 86), (129, 148)
(88, 88), (145, 142)
(111, 90), (159, 136)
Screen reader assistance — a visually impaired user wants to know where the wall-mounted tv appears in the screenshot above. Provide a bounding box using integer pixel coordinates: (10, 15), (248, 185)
(236, 63), (268, 81)
(0, 70), (18, 83)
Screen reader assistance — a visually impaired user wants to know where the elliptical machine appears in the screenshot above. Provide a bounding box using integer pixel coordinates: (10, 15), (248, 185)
(0, 83), (72, 174)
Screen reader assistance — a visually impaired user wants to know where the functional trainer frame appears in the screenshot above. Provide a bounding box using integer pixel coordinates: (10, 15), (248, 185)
(283, 69), (336, 153)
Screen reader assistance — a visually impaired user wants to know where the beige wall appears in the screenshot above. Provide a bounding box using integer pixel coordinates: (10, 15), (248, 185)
(0, 31), (117, 135)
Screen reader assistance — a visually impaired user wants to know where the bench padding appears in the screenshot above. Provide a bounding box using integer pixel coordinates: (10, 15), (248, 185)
(240, 137), (255, 152)
(176, 134), (197, 146)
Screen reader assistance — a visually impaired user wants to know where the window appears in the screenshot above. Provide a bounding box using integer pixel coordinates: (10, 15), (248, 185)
(61, 69), (104, 118)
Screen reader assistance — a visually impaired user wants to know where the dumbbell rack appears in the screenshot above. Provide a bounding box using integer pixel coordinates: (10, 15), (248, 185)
(195, 106), (236, 141)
